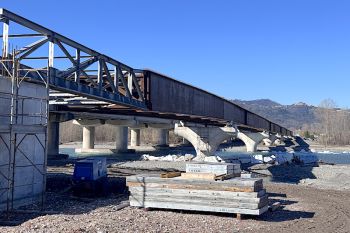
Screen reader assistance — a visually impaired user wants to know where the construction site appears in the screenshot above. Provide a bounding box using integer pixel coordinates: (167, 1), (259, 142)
(0, 4), (350, 233)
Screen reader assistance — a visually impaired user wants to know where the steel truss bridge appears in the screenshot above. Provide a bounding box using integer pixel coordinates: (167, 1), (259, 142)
(0, 8), (292, 136)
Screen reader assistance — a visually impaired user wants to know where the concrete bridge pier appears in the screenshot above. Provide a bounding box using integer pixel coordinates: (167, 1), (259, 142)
(237, 131), (269, 152)
(174, 123), (237, 160)
(114, 125), (129, 152)
(130, 128), (141, 146)
(154, 129), (169, 147)
(73, 119), (104, 153)
(82, 126), (95, 150)
(274, 133), (282, 145)
(263, 134), (277, 146)
(47, 121), (60, 159)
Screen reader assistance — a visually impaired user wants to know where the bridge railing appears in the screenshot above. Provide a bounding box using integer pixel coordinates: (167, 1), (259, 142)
(0, 8), (147, 109)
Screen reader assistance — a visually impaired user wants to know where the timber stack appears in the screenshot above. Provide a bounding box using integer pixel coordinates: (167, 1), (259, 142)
(126, 163), (269, 216)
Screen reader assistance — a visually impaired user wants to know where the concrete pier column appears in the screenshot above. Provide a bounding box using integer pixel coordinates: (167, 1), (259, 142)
(174, 124), (237, 160)
(154, 129), (169, 147)
(82, 126), (95, 149)
(130, 128), (141, 146)
(47, 121), (60, 158)
(73, 119), (103, 153)
(263, 134), (277, 146)
(237, 131), (269, 152)
(115, 126), (128, 152)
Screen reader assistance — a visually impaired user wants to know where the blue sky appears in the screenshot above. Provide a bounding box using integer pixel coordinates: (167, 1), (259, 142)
(2, 0), (350, 107)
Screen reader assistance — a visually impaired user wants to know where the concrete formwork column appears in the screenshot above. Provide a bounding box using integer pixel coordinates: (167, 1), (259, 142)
(130, 128), (141, 146)
(82, 126), (95, 149)
(47, 121), (60, 158)
(154, 129), (169, 147)
(115, 126), (128, 152)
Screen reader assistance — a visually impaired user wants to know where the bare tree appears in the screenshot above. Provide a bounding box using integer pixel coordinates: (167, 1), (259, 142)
(315, 98), (350, 146)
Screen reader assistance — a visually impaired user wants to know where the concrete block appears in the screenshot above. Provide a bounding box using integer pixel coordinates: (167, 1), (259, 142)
(241, 173), (258, 179)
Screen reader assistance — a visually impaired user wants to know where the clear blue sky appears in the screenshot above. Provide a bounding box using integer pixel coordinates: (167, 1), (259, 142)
(2, 0), (350, 107)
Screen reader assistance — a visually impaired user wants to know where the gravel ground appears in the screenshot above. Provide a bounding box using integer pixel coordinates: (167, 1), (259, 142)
(0, 161), (349, 233)
(0, 183), (349, 233)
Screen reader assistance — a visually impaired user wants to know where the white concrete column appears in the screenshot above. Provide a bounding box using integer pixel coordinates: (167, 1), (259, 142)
(115, 126), (128, 151)
(237, 131), (268, 152)
(154, 129), (169, 147)
(73, 119), (103, 153)
(263, 134), (277, 146)
(130, 128), (141, 146)
(48, 121), (60, 158)
(82, 126), (95, 149)
(174, 124), (237, 160)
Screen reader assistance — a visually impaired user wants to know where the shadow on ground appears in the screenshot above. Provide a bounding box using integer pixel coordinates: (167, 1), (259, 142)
(0, 173), (129, 226)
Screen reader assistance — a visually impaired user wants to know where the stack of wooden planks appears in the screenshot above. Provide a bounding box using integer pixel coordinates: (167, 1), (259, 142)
(127, 175), (269, 216)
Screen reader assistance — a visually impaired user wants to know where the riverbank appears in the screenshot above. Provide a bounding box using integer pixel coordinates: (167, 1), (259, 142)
(307, 140), (350, 153)
(1, 141), (349, 232)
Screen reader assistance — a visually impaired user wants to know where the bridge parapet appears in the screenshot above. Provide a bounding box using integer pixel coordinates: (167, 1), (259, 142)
(144, 70), (292, 136)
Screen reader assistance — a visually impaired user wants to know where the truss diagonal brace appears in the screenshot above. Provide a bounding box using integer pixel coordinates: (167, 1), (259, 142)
(100, 60), (117, 93)
(131, 70), (145, 102)
(116, 65), (132, 98)
(58, 56), (98, 79)
(17, 37), (49, 60)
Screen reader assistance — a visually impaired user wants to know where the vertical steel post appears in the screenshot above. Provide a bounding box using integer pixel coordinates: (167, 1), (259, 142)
(2, 19), (9, 58)
(48, 40), (54, 68)
(75, 49), (80, 82)
(113, 66), (118, 89)
(128, 72), (133, 95)
(98, 60), (103, 93)
(9, 50), (18, 211)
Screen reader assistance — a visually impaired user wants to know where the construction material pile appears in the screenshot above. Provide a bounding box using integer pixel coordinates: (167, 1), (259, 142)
(127, 162), (269, 216)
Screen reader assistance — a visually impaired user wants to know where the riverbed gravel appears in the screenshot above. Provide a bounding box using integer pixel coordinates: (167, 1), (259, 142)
(0, 161), (349, 233)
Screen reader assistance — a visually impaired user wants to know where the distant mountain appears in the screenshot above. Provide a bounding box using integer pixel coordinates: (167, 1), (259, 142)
(231, 99), (319, 131)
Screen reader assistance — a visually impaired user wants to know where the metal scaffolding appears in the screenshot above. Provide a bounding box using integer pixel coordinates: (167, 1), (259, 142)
(0, 52), (48, 213)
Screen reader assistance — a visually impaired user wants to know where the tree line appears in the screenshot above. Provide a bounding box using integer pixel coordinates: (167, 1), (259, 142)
(301, 98), (350, 146)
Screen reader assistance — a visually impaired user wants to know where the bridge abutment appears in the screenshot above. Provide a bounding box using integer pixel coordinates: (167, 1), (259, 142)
(237, 131), (269, 152)
(174, 124), (237, 159)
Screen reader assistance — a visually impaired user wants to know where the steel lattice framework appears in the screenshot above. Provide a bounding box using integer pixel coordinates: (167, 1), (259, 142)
(0, 8), (147, 109)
